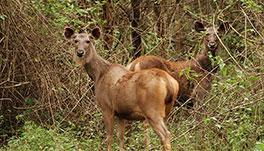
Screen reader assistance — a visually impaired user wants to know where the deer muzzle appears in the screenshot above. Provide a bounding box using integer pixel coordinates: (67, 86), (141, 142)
(77, 50), (84, 57)
(208, 42), (217, 49)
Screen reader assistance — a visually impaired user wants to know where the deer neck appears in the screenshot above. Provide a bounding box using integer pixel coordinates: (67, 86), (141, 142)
(83, 49), (111, 82)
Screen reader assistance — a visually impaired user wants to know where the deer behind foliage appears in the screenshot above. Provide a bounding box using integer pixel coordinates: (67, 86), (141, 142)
(126, 21), (229, 110)
(64, 27), (179, 151)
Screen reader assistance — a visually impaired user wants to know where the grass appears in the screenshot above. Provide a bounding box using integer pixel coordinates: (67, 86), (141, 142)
(2, 101), (263, 151)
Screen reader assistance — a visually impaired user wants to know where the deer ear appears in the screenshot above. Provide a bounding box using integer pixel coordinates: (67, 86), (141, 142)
(218, 22), (229, 33)
(195, 22), (206, 32)
(64, 27), (75, 39)
(91, 27), (100, 39)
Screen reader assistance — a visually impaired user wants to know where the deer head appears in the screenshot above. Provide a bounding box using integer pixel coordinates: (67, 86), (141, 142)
(195, 21), (229, 56)
(64, 27), (101, 66)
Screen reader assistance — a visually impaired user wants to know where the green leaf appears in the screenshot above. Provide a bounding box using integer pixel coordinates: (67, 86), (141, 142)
(256, 142), (264, 151)
(0, 14), (6, 21)
(249, 77), (259, 81)
(14, 83), (22, 87)
(215, 124), (221, 129)
(179, 70), (184, 77)
(204, 118), (210, 124)
(183, 5), (190, 10)
(247, 41), (254, 46)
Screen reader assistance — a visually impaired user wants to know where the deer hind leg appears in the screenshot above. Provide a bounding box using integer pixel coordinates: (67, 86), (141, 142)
(117, 118), (127, 151)
(143, 120), (151, 150)
(147, 117), (171, 151)
(102, 111), (115, 151)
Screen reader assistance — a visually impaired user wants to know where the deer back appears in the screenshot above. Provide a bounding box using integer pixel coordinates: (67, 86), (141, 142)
(96, 66), (179, 120)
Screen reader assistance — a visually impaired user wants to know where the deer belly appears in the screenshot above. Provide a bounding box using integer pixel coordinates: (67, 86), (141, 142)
(113, 100), (145, 120)
(114, 111), (145, 120)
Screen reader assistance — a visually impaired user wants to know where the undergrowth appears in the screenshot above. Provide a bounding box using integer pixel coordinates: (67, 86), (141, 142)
(2, 110), (264, 151)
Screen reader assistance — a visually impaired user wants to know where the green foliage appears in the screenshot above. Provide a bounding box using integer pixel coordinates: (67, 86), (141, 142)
(0, 14), (6, 21)
(2, 107), (264, 151)
(241, 0), (263, 12)
(3, 121), (83, 151)
(171, 103), (264, 150)
(255, 141), (264, 151)
(2, 119), (162, 150)
(179, 66), (203, 84)
(30, 0), (104, 31)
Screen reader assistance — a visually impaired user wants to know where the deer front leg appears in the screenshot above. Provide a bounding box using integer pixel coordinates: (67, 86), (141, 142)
(117, 118), (127, 151)
(102, 111), (115, 151)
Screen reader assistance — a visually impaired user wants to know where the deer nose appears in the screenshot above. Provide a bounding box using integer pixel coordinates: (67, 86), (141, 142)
(208, 42), (216, 49)
(77, 50), (84, 57)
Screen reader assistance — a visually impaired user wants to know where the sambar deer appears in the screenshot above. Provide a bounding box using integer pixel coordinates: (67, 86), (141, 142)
(64, 27), (179, 151)
(126, 21), (229, 111)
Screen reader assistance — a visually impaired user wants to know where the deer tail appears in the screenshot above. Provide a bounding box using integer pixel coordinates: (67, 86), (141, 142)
(165, 76), (179, 105)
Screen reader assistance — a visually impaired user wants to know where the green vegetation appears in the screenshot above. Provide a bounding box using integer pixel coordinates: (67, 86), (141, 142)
(0, 0), (263, 150)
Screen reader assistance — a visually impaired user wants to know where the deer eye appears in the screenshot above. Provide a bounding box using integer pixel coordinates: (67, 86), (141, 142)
(74, 40), (78, 43)
(85, 40), (90, 44)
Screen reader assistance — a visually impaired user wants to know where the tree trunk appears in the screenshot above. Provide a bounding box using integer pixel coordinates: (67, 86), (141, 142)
(131, 0), (142, 59)
(174, 1), (184, 54)
(154, 1), (167, 57)
(102, 0), (114, 52)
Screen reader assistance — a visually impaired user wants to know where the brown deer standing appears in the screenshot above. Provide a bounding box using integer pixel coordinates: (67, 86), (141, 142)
(64, 27), (179, 151)
(126, 21), (228, 111)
